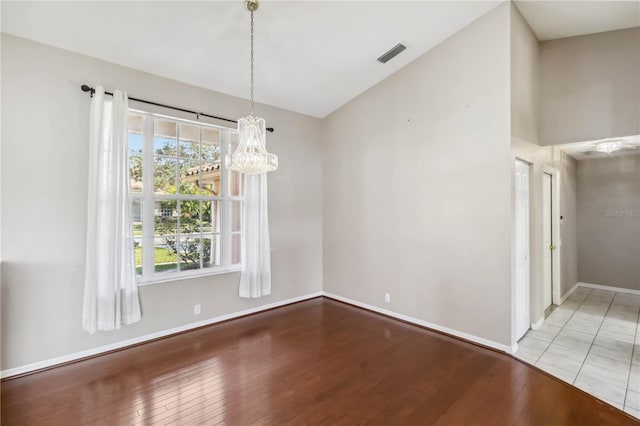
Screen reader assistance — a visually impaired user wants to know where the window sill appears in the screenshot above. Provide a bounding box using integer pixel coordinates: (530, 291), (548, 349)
(137, 266), (242, 287)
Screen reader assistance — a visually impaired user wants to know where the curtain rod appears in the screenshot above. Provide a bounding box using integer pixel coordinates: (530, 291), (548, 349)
(80, 85), (274, 133)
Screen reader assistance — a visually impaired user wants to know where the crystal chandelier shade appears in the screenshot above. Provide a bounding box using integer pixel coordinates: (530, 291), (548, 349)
(226, 116), (278, 174)
(225, 0), (278, 176)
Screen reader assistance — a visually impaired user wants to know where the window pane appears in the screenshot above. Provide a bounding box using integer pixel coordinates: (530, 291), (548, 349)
(179, 236), (202, 271)
(129, 155), (143, 194)
(179, 161), (201, 195)
(228, 131), (238, 152)
(129, 133), (143, 157)
(200, 163), (221, 196)
(201, 201), (220, 233)
(154, 120), (177, 156)
(132, 199), (143, 275)
(231, 233), (241, 265)
(228, 133), (244, 196)
(179, 123), (199, 160)
(202, 128), (220, 162)
(131, 199), (143, 233)
(128, 114), (143, 134)
(179, 199), (201, 235)
(154, 236), (178, 273)
(129, 115), (144, 193)
(229, 170), (244, 197)
(229, 201), (242, 232)
(155, 201), (177, 234)
(154, 157), (177, 195)
(134, 237), (143, 275)
(203, 234), (221, 268)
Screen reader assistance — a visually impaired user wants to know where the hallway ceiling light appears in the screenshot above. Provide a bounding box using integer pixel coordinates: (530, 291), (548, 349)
(595, 140), (622, 154)
(225, 0), (278, 175)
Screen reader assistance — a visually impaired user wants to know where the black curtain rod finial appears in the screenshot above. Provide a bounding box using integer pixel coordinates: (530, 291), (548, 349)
(79, 84), (275, 133)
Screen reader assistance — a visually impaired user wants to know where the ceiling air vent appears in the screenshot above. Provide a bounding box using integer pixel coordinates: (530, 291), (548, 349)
(377, 43), (406, 64)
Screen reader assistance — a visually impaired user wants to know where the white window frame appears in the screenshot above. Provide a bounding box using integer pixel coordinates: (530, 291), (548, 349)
(129, 109), (243, 285)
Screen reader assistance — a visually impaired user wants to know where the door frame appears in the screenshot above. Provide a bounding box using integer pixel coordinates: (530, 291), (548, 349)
(541, 165), (562, 307)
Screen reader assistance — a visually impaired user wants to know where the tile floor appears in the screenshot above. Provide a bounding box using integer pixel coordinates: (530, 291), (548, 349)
(515, 286), (640, 419)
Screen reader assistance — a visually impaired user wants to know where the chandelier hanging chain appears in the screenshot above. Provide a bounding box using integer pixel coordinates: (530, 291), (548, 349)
(250, 8), (255, 116)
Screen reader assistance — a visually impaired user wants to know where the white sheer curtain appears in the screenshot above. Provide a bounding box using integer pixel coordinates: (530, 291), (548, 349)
(239, 174), (272, 298)
(83, 86), (141, 334)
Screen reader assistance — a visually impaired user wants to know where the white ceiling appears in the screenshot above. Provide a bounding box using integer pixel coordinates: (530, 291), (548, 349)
(4, 2), (638, 117)
(1, 1), (501, 118)
(515, 0), (640, 41)
(560, 135), (640, 160)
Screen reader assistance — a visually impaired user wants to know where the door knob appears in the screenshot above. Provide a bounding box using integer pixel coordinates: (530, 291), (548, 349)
(550, 245), (556, 250)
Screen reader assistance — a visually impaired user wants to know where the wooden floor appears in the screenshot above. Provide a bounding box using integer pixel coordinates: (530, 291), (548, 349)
(2, 297), (638, 426)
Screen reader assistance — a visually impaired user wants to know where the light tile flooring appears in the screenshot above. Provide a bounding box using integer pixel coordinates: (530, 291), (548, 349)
(515, 287), (640, 419)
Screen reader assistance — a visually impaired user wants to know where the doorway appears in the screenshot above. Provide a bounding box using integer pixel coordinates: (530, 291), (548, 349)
(515, 160), (531, 340)
(542, 172), (553, 314)
(541, 166), (561, 316)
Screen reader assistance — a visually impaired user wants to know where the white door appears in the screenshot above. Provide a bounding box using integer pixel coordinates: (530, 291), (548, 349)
(515, 160), (531, 340)
(542, 172), (553, 310)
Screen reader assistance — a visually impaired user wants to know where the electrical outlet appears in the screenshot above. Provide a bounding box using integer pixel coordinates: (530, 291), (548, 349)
(384, 293), (391, 304)
(194, 304), (201, 315)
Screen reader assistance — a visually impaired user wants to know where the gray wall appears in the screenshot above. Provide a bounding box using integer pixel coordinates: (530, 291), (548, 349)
(511, 4), (539, 148)
(322, 4), (513, 346)
(510, 4), (580, 321)
(536, 27), (639, 297)
(1, 34), (323, 370)
(539, 28), (640, 146)
(510, 3), (547, 326)
(560, 153), (578, 296)
(577, 155), (640, 290)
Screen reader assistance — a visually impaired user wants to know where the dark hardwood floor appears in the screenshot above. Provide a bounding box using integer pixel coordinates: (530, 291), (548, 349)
(2, 297), (638, 425)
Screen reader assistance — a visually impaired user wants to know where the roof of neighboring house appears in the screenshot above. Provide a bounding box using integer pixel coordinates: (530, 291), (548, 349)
(130, 163), (221, 196)
(184, 163), (221, 195)
(186, 163), (221, 177)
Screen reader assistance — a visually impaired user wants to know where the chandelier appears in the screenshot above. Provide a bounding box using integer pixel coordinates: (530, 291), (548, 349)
(226, 0), (278, 175)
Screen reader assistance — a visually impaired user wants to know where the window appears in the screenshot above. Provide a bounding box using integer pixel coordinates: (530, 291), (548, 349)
(128, 111), (244, 283)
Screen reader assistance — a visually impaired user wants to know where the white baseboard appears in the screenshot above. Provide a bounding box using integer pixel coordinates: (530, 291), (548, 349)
(531, 316), (544, 330)
(3, 289), (528, 379)
(322, 291), (514, 354)
(560, 282), (580, 304)
(578, 282), (640, 296)
(1, 291), (323, 379)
